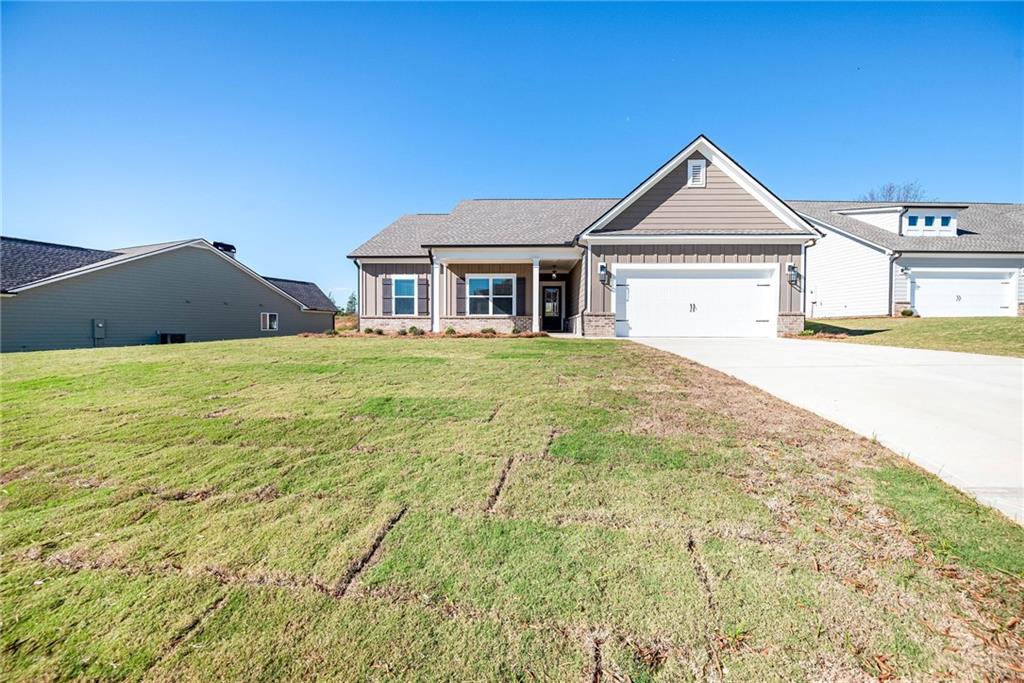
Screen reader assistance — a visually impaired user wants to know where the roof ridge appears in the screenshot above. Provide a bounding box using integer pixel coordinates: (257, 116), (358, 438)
(466, 197), (619, 201)
(263, 276), (316, 285)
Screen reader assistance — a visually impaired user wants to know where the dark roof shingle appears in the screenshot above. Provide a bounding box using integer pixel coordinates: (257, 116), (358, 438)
(1, 237), (120, 291)
(262, 277), (337, 312)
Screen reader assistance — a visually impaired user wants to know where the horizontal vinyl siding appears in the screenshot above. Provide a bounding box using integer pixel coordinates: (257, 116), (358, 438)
(599, 153), (790, 233)
(588, 243), (803, 314)
(1, 246), (332, 352)
(359, 263), (431, 317)
(805, 227), (890, 318)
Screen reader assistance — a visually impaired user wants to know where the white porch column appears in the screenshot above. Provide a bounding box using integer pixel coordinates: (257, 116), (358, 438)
(431, 260), (442, 332)
(531, 257), (540, 332)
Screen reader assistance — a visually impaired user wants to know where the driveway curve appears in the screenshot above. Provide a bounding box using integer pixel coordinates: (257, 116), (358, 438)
(637, 337), (1024, 523)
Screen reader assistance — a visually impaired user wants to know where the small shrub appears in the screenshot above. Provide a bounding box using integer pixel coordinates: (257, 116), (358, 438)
(374, 328), (384, 335)
(409, 326), (424, 336)
(900, 308), (915, 317)
(324, 328), (338, 336)
(511, 326), (522, 335)
(480, 327), (496, 335)
(799, 329), (816, 336)
(397, 327), (408, 336)
(444, 326), (456, 336)
(363, 327), (375, 334)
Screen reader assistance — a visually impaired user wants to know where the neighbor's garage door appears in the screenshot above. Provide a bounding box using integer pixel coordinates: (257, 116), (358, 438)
(614, 266), (778, 337)
(910, 270), (1016, 317)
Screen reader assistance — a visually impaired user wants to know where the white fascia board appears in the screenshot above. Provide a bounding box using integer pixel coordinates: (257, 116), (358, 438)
(897, 251), (1024, 259)
(801, 215), (892, 255)
(10, 239), (311, 311)
(432, 246), (582, 263)
(834, 206), (905, 216)
(904, 266), (1018, 273)
(581, 234), (812, 245)
(579, 135), (816, 238)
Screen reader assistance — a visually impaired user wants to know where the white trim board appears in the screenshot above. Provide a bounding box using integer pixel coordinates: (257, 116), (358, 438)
(581, 234), (813, 245)
(579, 135), (817, 239)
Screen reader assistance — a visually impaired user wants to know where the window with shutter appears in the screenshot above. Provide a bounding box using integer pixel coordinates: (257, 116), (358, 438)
(687, 159), (706, 188)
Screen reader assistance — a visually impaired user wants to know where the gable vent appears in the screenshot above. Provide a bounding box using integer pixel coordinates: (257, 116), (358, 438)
(687, 159), (706, 188)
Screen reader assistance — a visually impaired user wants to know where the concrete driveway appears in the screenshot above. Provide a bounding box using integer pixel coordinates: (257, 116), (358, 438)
(636, 337), (1024, 523)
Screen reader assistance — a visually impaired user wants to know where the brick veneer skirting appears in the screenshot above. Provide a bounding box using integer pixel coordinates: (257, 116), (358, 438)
(777, 313), (805, 336)
(360, 316), (429, 332)
(439, 316), (533, 334)
(582, 313), (615, 337)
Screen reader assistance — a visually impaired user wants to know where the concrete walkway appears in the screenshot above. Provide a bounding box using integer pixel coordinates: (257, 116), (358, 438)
(636, 337), (1024, 523)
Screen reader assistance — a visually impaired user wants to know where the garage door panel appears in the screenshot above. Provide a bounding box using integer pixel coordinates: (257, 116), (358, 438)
(614, 267), (777, 338)
(911, 271), (1015, 317)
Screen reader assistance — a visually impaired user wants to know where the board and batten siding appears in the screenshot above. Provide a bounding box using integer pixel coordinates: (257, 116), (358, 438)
(588, 243), (803, 314)
(359, 263), (431, 317)
(805, 226), (890, 318)
(0, 245), (333, 352)
(598, 153), (791, 233)
(893, 256), (1024, 306)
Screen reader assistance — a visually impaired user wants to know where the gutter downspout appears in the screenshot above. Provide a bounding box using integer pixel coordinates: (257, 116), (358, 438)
(888, 250), (902, 316)
(353, 259), (361, 327)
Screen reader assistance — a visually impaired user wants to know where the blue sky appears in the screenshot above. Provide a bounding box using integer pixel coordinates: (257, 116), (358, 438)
(3, 2), (1022, 302)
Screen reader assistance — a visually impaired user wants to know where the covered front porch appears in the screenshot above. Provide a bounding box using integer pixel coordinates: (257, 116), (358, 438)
(430, 247), (583, 334)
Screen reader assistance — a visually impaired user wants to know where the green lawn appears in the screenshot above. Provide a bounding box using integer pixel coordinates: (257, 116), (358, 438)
(2, 336), (1022, 681)
(803, 316), (1024, 357)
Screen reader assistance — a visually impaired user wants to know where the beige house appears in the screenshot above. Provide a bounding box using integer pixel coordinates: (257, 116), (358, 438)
(348, 135), (820, 337)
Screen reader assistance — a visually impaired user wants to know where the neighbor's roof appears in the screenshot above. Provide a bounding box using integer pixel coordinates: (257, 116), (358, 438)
(1, 237), (121, 291)
(1, 236), (336, 311)
(791, 201), (1024, 253)
(263, 277), (337, 312)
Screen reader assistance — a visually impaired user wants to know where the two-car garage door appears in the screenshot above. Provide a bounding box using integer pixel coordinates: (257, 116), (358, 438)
(910, 270), (1018, 317)
(614, 265), (778, 337)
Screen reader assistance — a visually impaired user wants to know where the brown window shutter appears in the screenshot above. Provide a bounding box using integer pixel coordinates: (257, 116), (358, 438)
(455, 275), (466, 316)
(516, 277), (526, 315)
(382, 277), (392, 316)
(417, 274), (430, 317)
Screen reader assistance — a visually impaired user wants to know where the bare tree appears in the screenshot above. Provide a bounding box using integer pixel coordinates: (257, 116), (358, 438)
(860, 181), (927, 202)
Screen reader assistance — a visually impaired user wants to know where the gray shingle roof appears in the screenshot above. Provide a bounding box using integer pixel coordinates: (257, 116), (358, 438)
(791, 201), (1024, 253)
(263, 277), (337, 312)
(1, 237), (120, 291)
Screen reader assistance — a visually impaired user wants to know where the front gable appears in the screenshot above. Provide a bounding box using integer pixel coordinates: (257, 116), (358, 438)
(582, 135), (815, 237)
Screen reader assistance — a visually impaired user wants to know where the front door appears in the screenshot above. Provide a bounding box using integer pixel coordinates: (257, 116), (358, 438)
(542, 285), (563, 332)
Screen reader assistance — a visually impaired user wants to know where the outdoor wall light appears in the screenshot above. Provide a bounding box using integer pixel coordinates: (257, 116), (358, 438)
(598, 262), (609, 284)
(786, 263), (799, 284)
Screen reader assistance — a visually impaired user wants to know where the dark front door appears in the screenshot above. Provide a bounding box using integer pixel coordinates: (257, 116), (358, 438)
(541, 285), (563, 332)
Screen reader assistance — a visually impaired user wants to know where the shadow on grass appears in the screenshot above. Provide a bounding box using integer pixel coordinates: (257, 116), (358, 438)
(804, 321), (890, 337)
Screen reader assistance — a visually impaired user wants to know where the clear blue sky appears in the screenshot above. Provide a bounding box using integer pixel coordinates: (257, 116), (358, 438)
(3, 2), (1022, 302)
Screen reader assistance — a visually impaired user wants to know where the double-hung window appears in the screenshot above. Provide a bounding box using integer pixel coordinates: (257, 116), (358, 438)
(468, 275), (514, 315)
(260, 312), (279, 331)
(393, 276), (416, 315)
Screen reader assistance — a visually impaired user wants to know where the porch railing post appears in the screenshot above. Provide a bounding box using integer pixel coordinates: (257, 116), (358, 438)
(431, 260), (442, 333)
(531, 258), (540, 332)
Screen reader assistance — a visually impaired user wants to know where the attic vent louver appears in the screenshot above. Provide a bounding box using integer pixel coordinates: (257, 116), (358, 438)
(687, 159), (706, 188)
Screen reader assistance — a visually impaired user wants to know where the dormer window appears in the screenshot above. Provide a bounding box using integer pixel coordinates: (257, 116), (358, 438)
(924, 216), (935, 227)
(907, 215), (919, 227)
(940, 216), (951, 227)
(687, 159), (706, 188)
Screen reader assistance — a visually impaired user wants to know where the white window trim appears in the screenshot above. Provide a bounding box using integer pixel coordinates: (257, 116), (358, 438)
(466, 273), (517, 316)
(686, 159), (706, 188)
(260, 312), (279, 331)
(392, 275), (418, 316)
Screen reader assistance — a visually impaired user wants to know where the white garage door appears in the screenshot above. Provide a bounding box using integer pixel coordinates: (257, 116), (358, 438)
(910, 270), (1016, 317)
(614, 265), (778, 337)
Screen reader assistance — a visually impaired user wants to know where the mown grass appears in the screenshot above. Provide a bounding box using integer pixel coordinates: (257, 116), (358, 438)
(2, 335), (1022, 681)
(803, 316), (1024, 357)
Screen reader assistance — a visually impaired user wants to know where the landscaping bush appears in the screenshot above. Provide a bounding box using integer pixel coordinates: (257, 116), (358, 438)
(364, 327), (375, 334)
(374, 328), (384, 335)
(444, 326), (456, 336)
(480, 327), (496, 335)
(409, 326), (424, 336)
(900, 308), (915, 317)
(397, 327), (408, 336)
(511, 326), (522, 335)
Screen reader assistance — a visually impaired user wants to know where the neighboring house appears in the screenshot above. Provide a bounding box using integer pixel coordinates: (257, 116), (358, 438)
(794, 202), (1024, 318)
(1, 237), (336, 352)
(349, 135), (820, 338)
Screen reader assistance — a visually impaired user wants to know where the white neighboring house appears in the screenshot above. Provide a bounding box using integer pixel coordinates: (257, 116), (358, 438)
(793, 202), (1024, 318)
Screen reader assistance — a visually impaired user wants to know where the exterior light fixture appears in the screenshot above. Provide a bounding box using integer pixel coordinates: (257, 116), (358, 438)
(786, 263), (799, 284)
(598, 262), (609, 284)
